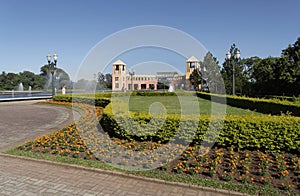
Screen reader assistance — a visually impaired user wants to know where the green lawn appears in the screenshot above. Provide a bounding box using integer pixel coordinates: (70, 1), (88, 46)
(119, 96), (262, 116)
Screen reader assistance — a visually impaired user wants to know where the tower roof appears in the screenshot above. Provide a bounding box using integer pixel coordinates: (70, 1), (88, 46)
(186, 56), (199, 62)
(113, 59), (126, 65)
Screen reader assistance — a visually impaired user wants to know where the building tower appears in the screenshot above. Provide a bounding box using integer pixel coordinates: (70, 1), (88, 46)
(186, 56), (200, 80)
(112, 59), (126, 91)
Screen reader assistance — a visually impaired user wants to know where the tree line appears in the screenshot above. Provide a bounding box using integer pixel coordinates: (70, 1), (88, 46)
(1, 36), (299, 97)
(0, 64), (71, 91)
(191, 37), (300, 97)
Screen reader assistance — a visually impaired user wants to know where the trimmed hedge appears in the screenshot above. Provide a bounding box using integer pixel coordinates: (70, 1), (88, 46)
(101, 101), (300, 154)
(53, 94), (110, 107)
(53, 94), (300, 154)
(197, 92), (300, 116)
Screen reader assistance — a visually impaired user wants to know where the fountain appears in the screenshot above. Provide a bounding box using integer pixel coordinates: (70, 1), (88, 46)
(18, 83), (24, 91)
(28, 86), (32, 96)
(168, 84), (174, 92)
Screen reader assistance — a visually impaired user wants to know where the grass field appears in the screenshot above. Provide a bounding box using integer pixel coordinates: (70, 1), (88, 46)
(119, 96), (262, 116)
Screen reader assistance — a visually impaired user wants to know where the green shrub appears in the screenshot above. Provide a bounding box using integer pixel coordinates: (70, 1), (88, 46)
(53, 94), (110, 107)
(55, 94), (300, 154)
(101, 100), (300, 154)
(197, 92), (300, 116)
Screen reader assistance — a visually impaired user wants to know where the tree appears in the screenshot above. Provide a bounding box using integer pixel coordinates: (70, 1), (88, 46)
(189, 68), (203, 91)
(157, 82), (169, 90)
(0, 70), (46, 90)
(239, 56), (261, 96)
(202, 52), (224, 93)
(19, 71), (36, 90)
(73, 78), (97, 91)
(2, 72), (20, 90)
(97, 72), (106, 89)
(280, 37), (300, 96)
(252, 57), (280, 95)
(105, 73), (112, 89)
(222, 44), (247, 95)
(40, 64), (71, 90)
(40, 64), (50, 77)
(250, 37), (300, 96)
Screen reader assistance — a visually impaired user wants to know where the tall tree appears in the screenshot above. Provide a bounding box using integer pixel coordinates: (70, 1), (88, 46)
(280, 37), (300, 96)
(97, 72), (106, 89)
(252, 57), (280, 95)
(202, 52), (224, 93)
(222, 44), (246, 95)
(239, 56), (261, 96)
(251, 37), (300, 96)
(105, 73), (112, 89)
(189, 68), (203, 91)
(96, 72), (112, 90)
(40, 64), (71, 89)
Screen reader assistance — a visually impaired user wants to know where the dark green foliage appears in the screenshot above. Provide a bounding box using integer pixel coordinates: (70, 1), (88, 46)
(222, 44), (246, 95)
(53, 94), (110, 107)
(97, 72), (112, 90)
(202, 52), (224, 94)
(197, 92), (300, 116)
(101, 106), (300, 154)
(40, 64), (71, 89)
(0, 71), (45, 90)
(221, 37), (300, 97)
(132, 91), (177, 96)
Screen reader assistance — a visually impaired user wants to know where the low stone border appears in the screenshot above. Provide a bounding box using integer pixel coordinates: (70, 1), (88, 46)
(0, 153), (251, 196)
(0, 96), (52, 102)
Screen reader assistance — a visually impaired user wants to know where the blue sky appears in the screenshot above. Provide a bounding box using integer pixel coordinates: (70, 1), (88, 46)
(0, 0), (299, 81)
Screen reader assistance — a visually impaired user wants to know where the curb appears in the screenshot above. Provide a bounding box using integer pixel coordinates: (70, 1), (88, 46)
(0, 153), (251, 196)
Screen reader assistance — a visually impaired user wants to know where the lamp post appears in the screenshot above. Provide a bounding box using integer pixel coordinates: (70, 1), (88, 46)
(47, 53), (58, 96)
(129, 69), (135, 91)
(226, 50), (240, 95)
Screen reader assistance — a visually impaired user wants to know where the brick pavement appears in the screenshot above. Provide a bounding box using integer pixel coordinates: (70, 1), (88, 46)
(0, 100), (79, 151)
(0, 100), (247, 196)
(0, 154), (227, 196)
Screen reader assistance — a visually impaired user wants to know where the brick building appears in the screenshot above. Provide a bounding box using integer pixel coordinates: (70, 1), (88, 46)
(112, 56), (200, 91)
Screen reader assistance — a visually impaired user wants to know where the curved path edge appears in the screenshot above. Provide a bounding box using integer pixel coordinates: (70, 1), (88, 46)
(0, 153), (249, 196)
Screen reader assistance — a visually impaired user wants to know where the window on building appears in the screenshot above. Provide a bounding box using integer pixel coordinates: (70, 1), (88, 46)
(190, 62), (195, 68)
(115, 77), (119, 81)
(141, 84), (146, 89)
(149, 84), (155, 90)
(115, 65), (119, 70)
(115, 83), (119, 89)
(122, 65), (125, 71)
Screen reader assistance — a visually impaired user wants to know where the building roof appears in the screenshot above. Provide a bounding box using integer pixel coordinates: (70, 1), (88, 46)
(186, 56), (199, 62)
(113, 59), (126, 65)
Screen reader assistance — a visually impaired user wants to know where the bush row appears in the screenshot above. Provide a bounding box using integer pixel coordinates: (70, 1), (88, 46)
(197, 92), (300, 116)
(100, 103), (300, 154)
(53, 94), (110, 107)
(53, 94), (300, 154)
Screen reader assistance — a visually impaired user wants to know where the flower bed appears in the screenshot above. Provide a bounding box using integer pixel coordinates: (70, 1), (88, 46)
(16, 100), (300, 195)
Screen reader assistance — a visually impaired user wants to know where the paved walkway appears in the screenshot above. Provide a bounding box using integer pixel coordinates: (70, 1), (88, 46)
(0, 100), (78, 151)
(0, 101), (245, 196)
